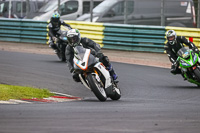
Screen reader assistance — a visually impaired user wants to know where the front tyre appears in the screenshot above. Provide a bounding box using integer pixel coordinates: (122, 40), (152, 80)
(193, 67), (200, 81)
(87, 74), (107, 101)
(56, 52), (66, 62)
(57, 43), (66, 62)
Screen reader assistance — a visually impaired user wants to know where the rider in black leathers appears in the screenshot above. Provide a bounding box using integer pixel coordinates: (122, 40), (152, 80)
(164, 30), (199, 75)
(48, 11), (72, 52)
(65, 29), (118, 82)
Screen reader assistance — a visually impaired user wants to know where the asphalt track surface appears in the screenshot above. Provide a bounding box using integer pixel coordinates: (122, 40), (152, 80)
(1, 51), (200, 133)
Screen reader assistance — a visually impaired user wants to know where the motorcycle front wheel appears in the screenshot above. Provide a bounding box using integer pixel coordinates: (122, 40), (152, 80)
(56, 49), (66, 62)
(87, 74), (107, 101)
(193, 67), (200, 81)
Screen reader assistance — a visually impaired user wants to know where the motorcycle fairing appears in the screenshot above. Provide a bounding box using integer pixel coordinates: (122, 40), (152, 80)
(73, 46), (97, 71)
(178, 51), (199, 68)
(94, 62), (112, 89)
(74, 49), (91, 70)
(177, 47), (199, 68)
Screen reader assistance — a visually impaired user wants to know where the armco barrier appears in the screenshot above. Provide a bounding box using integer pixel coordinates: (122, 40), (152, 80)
(65, 21), (166, 53)
(63, 20), (104, 47)
(0, 18), (48, 44)
(103, 23), (166, 52)
(1, 18), (200, 53)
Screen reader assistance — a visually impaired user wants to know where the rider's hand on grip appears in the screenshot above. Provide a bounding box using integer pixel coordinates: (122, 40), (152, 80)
(53, 37), (58, 43)
(96, 51), (103, 58)
(192, 47), (199, 54)
(90, 49), (97, 56)
(195, 48), (199, 54)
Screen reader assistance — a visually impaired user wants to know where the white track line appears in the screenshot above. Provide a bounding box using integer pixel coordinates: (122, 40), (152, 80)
(51, 92), (80, 98)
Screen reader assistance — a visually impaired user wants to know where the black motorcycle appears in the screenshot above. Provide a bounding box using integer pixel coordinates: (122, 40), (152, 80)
(54, 29), (68, 62)
(53, 25), (72, 62)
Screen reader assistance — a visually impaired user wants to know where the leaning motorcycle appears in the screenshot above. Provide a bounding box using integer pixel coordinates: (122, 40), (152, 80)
(177, 47), (200, 86)
(54, 28), (69, 62)
(73, 45), (121, 101)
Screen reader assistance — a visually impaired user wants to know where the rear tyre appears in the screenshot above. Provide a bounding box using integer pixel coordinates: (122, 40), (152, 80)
(87, 74), (107, 101)
(110, 83), (121, 100)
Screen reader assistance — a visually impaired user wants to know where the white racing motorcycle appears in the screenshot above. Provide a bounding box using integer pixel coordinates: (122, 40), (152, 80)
(73, 45), (121, 101)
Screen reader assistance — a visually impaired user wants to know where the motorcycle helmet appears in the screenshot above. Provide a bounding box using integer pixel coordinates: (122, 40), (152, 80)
(166, 30), (177, 45)
(51, 11), (60, 25)
(67, 29), (81, 47)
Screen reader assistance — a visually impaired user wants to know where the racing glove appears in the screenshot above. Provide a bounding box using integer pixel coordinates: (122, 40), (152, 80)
(53, 37), (58, 43)
(90, 49), (97, 56)
(194, 48), (200, 54)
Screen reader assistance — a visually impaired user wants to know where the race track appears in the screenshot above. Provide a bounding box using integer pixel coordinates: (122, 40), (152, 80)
(0, 51), (200, 133)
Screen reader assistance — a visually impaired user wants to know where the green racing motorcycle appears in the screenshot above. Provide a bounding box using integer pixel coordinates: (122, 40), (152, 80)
(177, 47), (200, 86)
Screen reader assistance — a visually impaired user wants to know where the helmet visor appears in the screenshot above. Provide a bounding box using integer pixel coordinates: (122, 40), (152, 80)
(52, 18), (59, 24)
(53, 17), (59, 22)
(168, 36), (175, 41)
(68, 36), (79, 46)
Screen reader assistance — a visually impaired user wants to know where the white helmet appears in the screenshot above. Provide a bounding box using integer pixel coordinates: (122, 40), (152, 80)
(67, 29), (81, 47)
(166, 30), (177, 45)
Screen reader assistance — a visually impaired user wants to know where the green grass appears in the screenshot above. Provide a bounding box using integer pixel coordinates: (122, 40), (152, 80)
(0, 84), (55, 101)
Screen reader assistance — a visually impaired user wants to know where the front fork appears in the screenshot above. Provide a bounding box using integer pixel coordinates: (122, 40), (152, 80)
(78, 71), (101, 91)
(79, 73), (91, 90)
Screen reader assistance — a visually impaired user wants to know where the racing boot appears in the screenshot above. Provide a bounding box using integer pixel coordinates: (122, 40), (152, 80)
(107, 64), (118, 81)
(101, 55), (118, 81)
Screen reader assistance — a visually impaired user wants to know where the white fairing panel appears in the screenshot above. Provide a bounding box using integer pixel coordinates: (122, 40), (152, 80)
(73, 49), (91, 70)
(94, 62), (112, 88)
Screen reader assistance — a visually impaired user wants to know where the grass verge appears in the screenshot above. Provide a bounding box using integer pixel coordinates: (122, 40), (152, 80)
(0, 84), (54, 101)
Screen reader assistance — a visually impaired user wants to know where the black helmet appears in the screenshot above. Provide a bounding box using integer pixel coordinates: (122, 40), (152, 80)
(166, 30), (177, 45)
(51, 11), (60, 25)
(67, 29), (81, 47)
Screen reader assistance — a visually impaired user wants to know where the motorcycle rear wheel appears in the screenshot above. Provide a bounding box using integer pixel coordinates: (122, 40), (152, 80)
(87, 74), (107, 101)
(110, 83), (121, 100)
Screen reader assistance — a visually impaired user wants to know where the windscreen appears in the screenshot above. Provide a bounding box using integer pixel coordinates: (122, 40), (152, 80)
(74, 46), (86, 60)
(177, 47), (190, 58)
